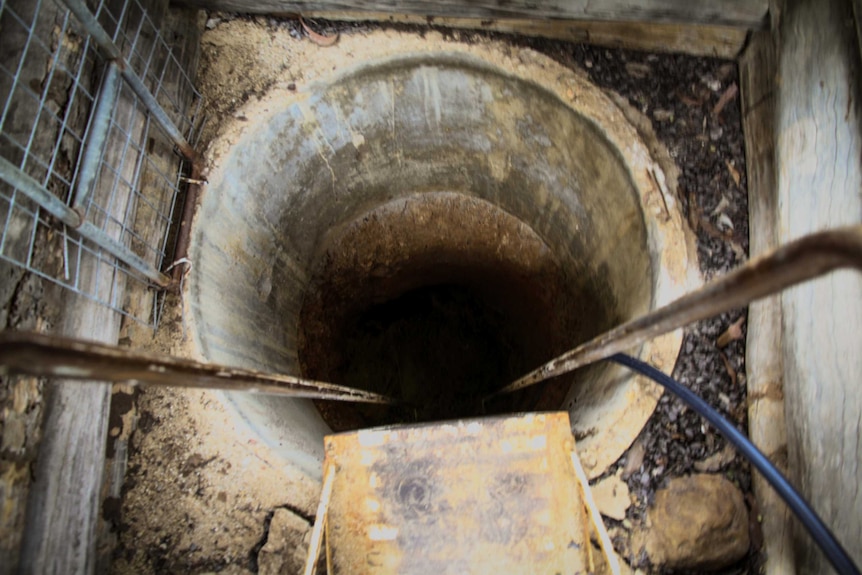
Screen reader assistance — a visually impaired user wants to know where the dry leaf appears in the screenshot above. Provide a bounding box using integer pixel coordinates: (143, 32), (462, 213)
(710, 196), (730, 217)
(625, 62), (651, 79)
(621, 439), (646, 479)
(300, 16), (339, 47)
(693, 443), (736, 472)
(717, 316), (746, 348)
(729, 240), (747, 261)
(686, 192), (701, 233)
(677, 90), (704, 107)
(725, 160), (741, 187)
(712, 82), (738, 116)
(719, 351), (738, 387)
(717, 212), (734, 231)
(700, 216), (732, 241)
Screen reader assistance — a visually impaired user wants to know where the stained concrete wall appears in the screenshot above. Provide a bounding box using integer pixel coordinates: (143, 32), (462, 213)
(186, 35), (697, 486)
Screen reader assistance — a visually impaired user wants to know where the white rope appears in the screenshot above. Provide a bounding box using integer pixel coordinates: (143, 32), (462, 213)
(571, 450), (622, 575)
(304, 464), (336, 575)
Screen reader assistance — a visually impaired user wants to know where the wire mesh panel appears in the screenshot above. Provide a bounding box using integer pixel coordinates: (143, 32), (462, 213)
(0, 0), (96, 203)
(92, 0), (202, 141)
(0, 0), (202, 326)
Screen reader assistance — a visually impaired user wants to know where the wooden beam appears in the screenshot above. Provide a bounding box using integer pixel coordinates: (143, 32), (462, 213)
(739, 29), (795, 575)
(774, 0), (862, 571)
(304, 11), (749, 58)
(180, 0), (769, 29)
(18, 301), (118, 575)
(0, 2), (62, 571)
(10, 2), (204, 572)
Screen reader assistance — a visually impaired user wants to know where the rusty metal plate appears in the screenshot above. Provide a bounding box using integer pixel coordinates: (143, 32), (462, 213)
(323, 412), (589, 574)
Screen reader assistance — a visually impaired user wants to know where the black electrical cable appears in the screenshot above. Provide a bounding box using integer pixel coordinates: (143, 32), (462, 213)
(610, 353), (861, 575)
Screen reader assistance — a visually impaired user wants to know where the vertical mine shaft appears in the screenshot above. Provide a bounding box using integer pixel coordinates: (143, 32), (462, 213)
(187, 43), (696, 479)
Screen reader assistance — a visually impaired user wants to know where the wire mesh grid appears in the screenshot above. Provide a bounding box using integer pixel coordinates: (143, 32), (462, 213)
(92, 0), (201, 139)
(0, 0), (203, 327)
(85, 84), (183, 273)
(0, 0), (98, 202)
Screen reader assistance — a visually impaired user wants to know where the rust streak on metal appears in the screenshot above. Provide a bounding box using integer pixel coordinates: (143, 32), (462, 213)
(492, 224), (862, 397)
(322, 413), (588, 574)
(170, 159), (204, 287)
(0, 331), (393, 404)
(176, 141), (200, 163)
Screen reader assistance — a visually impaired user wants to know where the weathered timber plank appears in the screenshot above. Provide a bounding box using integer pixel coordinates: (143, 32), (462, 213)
(739, 30), (795, 575)
(13, 0), (205, 571)
(18, 301), (118, 575)
(18, 48), (136, 567)
(179, 0), (769, 29)
(0, 0), (90, 571)
(303, 11), (749, 58)
(93, 11), (204, 570)
(775, 0), (862, 571)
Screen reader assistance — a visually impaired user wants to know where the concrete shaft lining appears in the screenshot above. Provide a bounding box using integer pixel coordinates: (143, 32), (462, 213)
(186, 34), (696, 480)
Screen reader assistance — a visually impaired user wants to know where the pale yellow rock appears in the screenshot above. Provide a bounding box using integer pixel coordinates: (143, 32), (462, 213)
(257, 509), (311, 575)
(592, 474), (631, 521)
(637, 474), (749, 570)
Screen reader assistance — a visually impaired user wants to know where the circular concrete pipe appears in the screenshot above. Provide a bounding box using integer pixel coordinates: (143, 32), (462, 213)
(186, 33), (697, 480)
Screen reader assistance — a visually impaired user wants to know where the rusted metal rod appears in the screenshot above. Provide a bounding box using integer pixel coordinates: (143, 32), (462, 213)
(169, 162), (203, 286)
(0, 331), (394, 404)
(490, 225), (862, 398)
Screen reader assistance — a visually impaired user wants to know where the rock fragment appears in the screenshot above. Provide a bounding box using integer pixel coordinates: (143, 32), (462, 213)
(636, 474), (749, 570)
(592, 474), (632, 521)
(258, 509), (311, 575)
